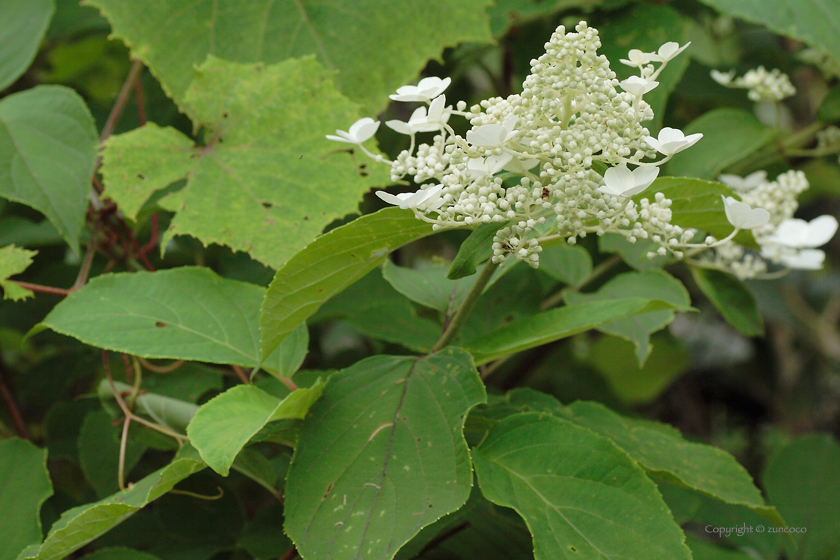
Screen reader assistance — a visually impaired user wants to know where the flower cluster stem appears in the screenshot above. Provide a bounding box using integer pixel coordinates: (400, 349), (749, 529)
(431, 261), (499, 353)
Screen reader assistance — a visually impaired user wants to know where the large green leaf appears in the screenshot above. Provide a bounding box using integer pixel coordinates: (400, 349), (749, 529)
(0, 0), (54, 90)
(473, 412), (692, 560)
(36, 267), (267, 366)
(762, 435), (840, 560)
(0, 86), (98, 254)
(566, 269), (691, 366)
(474, 390), (783, 526)
(0, 439), (53, 560)
(691, 267), (764, 336)
(598, 2), (690, 132)
(260, 207), (435, 360)
(101, 56), (388, 269)
(0, 244), (37, 301)
(187, 381), (325, 476)
(464, 294), (687, 365)
(19, 446), (205, 560)
(562, 400), (782, 525)
(644, 176), (759, 249)
(696, 0), (840, 68)
(98, 381), (200, 435)
(85, 0), (493, 113)
(284, 348), (486, 560)
(665, 108), (777, 180)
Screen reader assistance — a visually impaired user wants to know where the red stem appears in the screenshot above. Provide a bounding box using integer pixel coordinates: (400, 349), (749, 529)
(7, 280), (72, 297)
(0, 361), (28, 440)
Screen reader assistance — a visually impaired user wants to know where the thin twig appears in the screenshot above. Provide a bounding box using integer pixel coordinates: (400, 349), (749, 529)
(118, 415), (131, 490)
(231, 365), (250, 384)
(279, 546), (298, 560)
(6, 280), (72, 297)
(134, 74), (146, 126)
(0, 354), (28, 440)
(100, 60), (144, 144)
(74, 219), (101, 289)
(103, 350), (187, 443)
(138, 357), (185, 373)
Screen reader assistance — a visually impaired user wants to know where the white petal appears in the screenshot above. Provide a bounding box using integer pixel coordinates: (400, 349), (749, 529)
(780, 249), (825, 269)
(804, 215), (838, 247)
(631, 166), (660, 192)
(722, 196), (770, 229)
(325, 133), (356, 144)
(486, 152), (513, 174)
(620, 76), (659, 95)
(602, 165), (637, 196)
(768, 219), (810, 247)
(385, 120), (414, 135)
(376, 190), (412, 208)
(347, 118), (380, 143)
(427, 95), (446, 121)
(711, 69), (735, 85)
(467, 124), (507, 147)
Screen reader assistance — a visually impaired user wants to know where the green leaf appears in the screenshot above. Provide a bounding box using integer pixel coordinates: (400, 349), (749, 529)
(284, 347), (486, 560)
(691, 267), (764, 336)
(101, 57), (388, 269)
(644, 176), (759, 249)
(78, 410), (147, 498)
(464, 296), (686, 365)
(536, 243), (592, 286)
(0, 245), (37, 301)
(598, 2), (689, 132)
(260, 207), (434, 360)
(0, 0), (54, 90)
(86, 0), (493, 114)
(187, 381), (324, 476)
(37, 267), (274, 367)
(0, 439), (53, 560)
(565, 269), (691, 366)
(19, 446), (204, 560)
(473, 412), (692, 560)
(0, 86), (98, 254)
(260, 322), (309, 380)
(587, 334), (690, 403)
(762, 435), (840, 560)
(312, 268), (442, 352)
(99, 123), (195, 220)
(695, 0), (840, 69)
(665, 108), (777, 180)
(382, 260), (504, 314)
(447, 222), (506, 280)
(561, 400), (782, 525)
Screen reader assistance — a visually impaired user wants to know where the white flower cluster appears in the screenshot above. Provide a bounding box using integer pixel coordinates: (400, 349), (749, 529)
(701, 171), (837, 277)
(327, 22), (717, 268)
(711, 66), (796, 102)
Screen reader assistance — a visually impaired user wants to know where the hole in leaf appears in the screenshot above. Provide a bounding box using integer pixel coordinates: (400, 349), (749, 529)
(569, 547), (577, 552)
(136, 173), (145, 180)
(155, 321), (167, 328)
(261, 202), (272, 209)
(303, 216), (309, 221)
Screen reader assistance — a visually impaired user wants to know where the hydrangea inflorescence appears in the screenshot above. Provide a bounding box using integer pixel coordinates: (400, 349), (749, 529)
(328, 21), (834, 275)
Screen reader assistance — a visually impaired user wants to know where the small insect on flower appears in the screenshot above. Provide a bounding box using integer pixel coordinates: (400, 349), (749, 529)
(541, 188), (550, 199)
